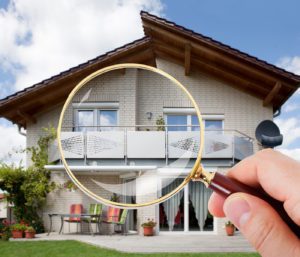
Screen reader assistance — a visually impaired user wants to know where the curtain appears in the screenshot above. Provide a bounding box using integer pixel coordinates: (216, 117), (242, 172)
(189, 182), (212, 230)
(162, 179), (184, 231)
(123, 178), (135, 231)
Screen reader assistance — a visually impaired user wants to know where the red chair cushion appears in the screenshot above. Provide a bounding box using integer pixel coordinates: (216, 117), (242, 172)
(107, 207), (120, 222)
(69, 204), (83, 221)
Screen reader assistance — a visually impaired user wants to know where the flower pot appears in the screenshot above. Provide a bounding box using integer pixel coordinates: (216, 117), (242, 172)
(225, 225), (235, 236)
(25, 231), (35, 239)
(143, 226), (154, 236)
(12, 230), (23, 238)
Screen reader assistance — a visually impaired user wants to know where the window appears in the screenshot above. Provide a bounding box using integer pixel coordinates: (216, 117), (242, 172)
(75, 108), (118, 132)
(165, 111), (223, 132)
(166, 115), (188, 131)
(205, 120), (223, 133)
(77, 110), (94, 132)
(99, 110), (118, 131)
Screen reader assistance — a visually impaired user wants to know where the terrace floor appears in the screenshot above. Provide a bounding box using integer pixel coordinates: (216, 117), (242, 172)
(14, 232), (256, 253)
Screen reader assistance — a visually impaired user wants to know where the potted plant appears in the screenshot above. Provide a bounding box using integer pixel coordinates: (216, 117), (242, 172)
(110, 193), (120, 202)
(156, 116), (165, 131)
(25, 226), (36, 239)
(0, 219), (11, 241)
(141, 219), (156, 236)
(225, 221), (235, 236)
(10, 224), (26, 238)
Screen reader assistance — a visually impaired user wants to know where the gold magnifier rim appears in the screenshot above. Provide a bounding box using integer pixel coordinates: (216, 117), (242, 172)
(57, 63), (204, 209)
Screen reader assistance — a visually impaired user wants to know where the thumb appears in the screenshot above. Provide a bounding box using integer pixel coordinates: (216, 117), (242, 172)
(223, 193), (300, 257)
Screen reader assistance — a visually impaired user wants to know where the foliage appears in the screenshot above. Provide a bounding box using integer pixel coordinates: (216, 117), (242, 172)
(110, 193), (120, 203)
(225, 221), (235, 227)
(25, 226), (35, 232)
(62, 180), (77, 191)
(10, 223), (27, 231)
(0, 219), (11, 241)
(156, 116), (165, 131)
(141, 218), (156, 228)
(0, 126), (57, 233)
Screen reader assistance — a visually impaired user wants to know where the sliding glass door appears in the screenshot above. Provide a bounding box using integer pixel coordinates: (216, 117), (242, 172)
(159, 178), (213, 232)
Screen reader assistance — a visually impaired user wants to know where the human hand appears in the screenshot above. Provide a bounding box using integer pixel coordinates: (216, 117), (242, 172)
(208, 149), (300, 257)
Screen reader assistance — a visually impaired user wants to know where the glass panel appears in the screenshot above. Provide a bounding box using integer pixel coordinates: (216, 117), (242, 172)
(205, 120), (223, 134)
(159, 178), (184, 231)
(188, 182), (213, 231)
(191, 115), (200, 131)
(99, 110), (118, 131)
(166, 115), (187, 131)
(77, 110), (94, 132)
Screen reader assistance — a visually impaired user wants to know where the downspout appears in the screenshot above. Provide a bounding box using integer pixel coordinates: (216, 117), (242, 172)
(273, 107), (281, 118)
(18, 125), (27, 136)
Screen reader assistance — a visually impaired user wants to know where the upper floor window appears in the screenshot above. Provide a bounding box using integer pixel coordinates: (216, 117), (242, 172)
(74, 102), (119, 132)
(164, 109), (223, 133)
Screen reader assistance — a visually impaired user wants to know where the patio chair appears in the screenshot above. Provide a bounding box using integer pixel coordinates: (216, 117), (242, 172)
(64, 204), (83, 233)
(102, 208), (128, 235)
(82, 203), (103, 234)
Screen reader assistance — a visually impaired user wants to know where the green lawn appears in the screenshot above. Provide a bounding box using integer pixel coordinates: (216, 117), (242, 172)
(0, 240), (259, 257)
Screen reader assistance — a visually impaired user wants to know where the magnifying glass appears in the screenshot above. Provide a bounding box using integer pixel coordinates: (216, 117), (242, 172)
(57, 63), (300, 237)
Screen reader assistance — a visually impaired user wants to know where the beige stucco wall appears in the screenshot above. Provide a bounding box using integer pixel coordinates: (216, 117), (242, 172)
(26, 58), (273, 235)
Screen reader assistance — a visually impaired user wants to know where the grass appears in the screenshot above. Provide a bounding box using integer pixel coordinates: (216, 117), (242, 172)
(0, 240), (260, 257)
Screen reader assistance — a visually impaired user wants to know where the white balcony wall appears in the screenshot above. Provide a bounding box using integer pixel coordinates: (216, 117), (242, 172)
(168, 131), (199, 159)
(49, 132), (84, 163)
(86, 131), (124, 158)
(127, 131), (165, 158)
(50, 131), (253, 162)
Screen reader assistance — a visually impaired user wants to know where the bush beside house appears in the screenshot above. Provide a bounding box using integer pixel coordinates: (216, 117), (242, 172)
(0, 127), (56, 234)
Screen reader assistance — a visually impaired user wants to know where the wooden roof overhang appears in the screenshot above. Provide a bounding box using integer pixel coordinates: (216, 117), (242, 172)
(0, 37), (156, 128)
(141, 11), (300, 111)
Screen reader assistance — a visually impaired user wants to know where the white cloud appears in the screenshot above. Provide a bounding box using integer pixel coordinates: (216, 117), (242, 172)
(274, 117), (300, 148)
(0, 124), (26, 165)
(282, 103), (300, 113)
(276, 56), (300, 75)
(0, 0), (164, 91)
(277, 148), (300, 162)
(276, 56), (300, 95)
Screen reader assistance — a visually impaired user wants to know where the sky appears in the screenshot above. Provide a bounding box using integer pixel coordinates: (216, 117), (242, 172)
(0, 0), (300, 164)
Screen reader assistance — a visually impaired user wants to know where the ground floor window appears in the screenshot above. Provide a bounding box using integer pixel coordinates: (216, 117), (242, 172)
(159, 178), (213, 232)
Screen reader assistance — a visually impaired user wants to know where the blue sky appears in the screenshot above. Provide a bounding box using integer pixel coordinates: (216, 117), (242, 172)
(0, 0), (300, 162)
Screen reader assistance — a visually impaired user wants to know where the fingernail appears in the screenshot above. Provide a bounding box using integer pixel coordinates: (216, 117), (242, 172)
(224, 196), (251, 229)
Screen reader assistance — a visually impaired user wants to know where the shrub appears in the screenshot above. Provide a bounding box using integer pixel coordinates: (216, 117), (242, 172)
(10, 224), (27, 231)
(25, 226), (35, 233)
(0, 126), (57, 233)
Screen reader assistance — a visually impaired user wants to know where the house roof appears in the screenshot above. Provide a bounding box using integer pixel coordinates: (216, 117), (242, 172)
(0, 11), (299, 128)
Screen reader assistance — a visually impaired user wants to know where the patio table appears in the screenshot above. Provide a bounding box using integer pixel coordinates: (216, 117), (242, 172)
(47, 213), (101, 236)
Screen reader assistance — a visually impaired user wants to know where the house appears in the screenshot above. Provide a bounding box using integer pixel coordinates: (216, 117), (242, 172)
(0, 194), (8, 220)
(0, 11), (299, 236)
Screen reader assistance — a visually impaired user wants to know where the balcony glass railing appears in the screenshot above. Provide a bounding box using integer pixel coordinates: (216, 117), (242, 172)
(49, 125), (254, 163)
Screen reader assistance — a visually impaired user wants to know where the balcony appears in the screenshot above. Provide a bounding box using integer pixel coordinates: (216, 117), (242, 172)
(48, 126), (254, 165)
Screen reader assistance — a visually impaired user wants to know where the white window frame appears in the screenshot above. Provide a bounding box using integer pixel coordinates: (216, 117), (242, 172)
(163, 108), (224, 132)
(73, 102), (119, 131)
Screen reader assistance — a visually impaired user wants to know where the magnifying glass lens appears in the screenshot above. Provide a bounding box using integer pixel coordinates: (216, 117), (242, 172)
(58, 65), (203, 208)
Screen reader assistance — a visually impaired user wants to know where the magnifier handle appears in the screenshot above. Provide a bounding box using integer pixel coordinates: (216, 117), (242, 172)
(209, 172), (300, 238)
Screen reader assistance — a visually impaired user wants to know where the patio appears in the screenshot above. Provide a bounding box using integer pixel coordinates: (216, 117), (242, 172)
(15, 232), (256, 253)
